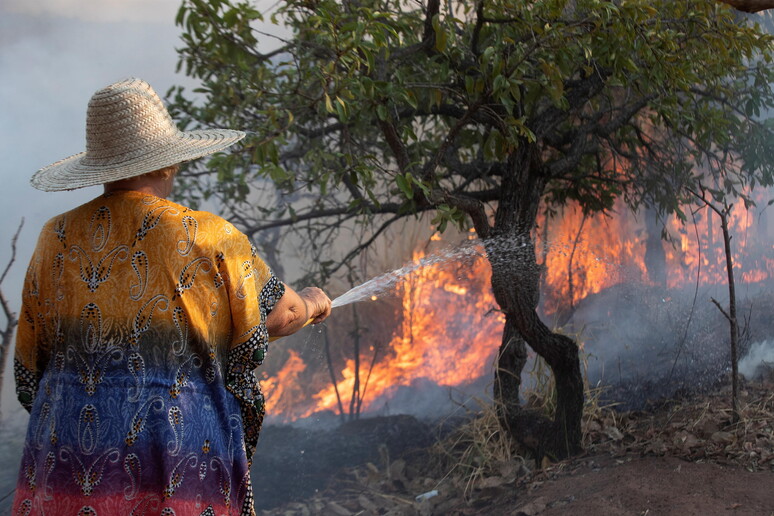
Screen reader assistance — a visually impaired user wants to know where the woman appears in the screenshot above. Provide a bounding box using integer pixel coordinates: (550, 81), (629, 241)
(13, 78), (331, 515)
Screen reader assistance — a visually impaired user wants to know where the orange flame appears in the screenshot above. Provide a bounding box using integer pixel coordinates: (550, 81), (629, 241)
(262, 349), (307, 415)
(263, 192), (774, 422)
(304, 250), (503, 418)
(265, 250), (504, 422)
(539, 195), (774, 312)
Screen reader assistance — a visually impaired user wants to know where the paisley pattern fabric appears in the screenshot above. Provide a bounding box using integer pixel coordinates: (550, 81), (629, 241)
(12, 191), (284, 515)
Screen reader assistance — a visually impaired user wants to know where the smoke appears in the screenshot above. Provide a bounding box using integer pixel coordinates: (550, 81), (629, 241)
(0, 4), (196, 510)
(739, 340), (774, 380)
(2, 0), (179, 23)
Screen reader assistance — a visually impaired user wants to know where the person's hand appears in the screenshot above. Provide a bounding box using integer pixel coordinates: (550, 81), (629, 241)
(299, 287), (332, 324)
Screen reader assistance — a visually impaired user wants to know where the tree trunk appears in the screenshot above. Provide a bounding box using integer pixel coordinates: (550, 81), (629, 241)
(493, 317), (528, 439)
(691, 193), (740, 424)
(644, 207), (667, 287)
(717, 210), (740, 423)
(487, 147), (584, 459)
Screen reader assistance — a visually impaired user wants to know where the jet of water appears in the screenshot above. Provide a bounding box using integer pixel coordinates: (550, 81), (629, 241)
(329, 234), (623, 308)
(330, 242), (482, 308)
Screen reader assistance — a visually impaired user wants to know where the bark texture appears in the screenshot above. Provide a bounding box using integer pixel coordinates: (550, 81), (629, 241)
(488, 146), (584, 460)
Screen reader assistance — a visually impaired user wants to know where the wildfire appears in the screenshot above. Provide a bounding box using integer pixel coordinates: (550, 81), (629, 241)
(262, 350), (307, 415)
(539, 196), (774, 312)
(261, 192), (774, 423)
(264, 249), (504, 422)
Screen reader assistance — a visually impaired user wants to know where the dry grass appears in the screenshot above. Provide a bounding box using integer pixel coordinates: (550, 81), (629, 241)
(427, 330), (615, 500)
(428, 397), (527, 500)
(580, 376), (774, 472)
(520, 328), (619, 445)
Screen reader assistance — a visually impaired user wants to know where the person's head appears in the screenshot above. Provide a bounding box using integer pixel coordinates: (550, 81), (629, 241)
(31, 78), (244, 193)
(103, 164), (180, 198)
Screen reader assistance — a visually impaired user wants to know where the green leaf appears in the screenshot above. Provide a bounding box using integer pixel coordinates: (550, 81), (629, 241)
(396, 173), (413, 198)
(376, 104), (388, 121)
(432, 14), (447, 52)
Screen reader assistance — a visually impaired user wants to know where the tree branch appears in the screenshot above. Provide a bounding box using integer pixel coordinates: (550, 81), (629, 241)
(421, 101), (482, 181)
(241, 202), (404, 234)
(326, 214), (405, 277)
(716, 0), (774, 12)
(471, 1), (485, 56)
(442, 192), (492, 239)
(710, 297), (732, 321)
(377, 119), (412, 173)
(0, 218), (23, 289)
(389, 0), (442, 61)
(0, 219), (23, 326)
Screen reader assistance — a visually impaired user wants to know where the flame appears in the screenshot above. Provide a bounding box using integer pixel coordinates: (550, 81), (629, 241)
(539, 194), (774, 311)
(264, 249), (503, 422)
(539, 204), (648, 312)
(303, 250), (503, 418)
(262, 349), (307, 415)
(261, 189), (774, 422)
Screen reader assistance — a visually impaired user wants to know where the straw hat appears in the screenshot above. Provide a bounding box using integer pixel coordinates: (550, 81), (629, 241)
(31, 78), (245, 192)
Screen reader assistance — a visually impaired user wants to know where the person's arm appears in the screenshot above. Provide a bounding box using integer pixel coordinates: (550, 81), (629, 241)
(265, 284), (332, 337)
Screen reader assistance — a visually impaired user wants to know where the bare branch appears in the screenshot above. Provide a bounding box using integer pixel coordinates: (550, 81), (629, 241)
(326, 214), (404, 277)
(0, 219), (24, 325)
(241, 202), (404, 234)
(0, 218), (23, 288)
(711, 297), (732, 322)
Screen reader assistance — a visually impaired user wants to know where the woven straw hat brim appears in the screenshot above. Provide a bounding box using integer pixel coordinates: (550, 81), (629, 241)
(32, 128), (245, 192)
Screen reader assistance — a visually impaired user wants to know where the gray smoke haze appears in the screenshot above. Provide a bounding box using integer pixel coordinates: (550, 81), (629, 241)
(0, 1), (194, 507)
(739, 340), (774, 380)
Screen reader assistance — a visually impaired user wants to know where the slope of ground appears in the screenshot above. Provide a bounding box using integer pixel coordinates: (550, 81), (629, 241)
(258, 379), (774, 515)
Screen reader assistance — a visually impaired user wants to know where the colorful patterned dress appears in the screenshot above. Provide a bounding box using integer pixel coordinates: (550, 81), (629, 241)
(12, 191), (284, 515)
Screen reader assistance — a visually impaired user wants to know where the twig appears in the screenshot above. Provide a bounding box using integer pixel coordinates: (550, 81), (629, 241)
(323, 325), (346, 423)
(710, 297), (731, 322)
(666, 208), (702, 385)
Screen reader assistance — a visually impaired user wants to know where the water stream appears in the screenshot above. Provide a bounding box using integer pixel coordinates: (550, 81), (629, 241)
(330, 241), (483, 308)
(328, 234), (616, 309)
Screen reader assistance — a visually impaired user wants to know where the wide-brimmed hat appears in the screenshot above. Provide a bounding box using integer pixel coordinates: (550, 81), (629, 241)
(31, 77), (245, 192)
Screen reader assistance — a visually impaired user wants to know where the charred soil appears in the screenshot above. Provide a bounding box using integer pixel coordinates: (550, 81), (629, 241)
(256, 379), (774, 515)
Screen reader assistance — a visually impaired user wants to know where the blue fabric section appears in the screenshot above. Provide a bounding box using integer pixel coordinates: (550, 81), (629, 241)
(16, 333), (249, 511)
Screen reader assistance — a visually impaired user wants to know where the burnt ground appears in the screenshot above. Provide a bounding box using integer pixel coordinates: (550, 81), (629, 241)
(253, 379), (774, 516)
(250, 284), (774, 515)
(251, 415), (437, 511)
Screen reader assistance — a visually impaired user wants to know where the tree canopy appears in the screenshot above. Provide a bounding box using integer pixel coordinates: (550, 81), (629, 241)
(171, 0), (774, 275)
(171, 0), (774, 458)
